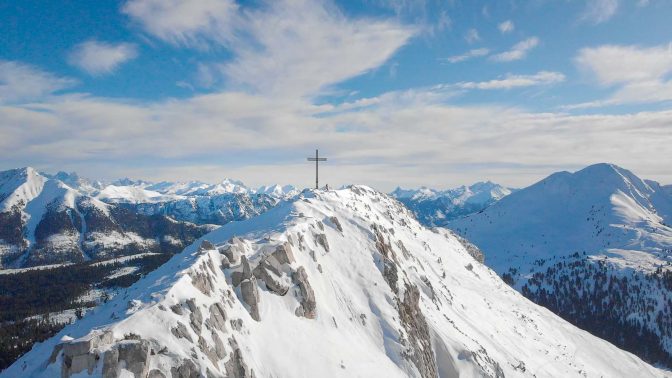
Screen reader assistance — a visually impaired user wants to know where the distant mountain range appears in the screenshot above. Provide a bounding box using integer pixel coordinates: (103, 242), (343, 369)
(448, 163), (672, 367)
(0, 168), (304, 269)
(5, 186), (664, 378)
(390, 181), (515, 225)
(0, 168), (211, 268)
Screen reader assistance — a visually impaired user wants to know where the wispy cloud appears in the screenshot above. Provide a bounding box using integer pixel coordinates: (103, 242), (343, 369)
(498, 20), (514, 34)
(453, 71), (565, 90)
(465, 28), (481, 44)
(442, 48), (490, 63)
(67, 40), (138, 75)
(567, 42), (672, 108)
(0, 60), (76, 104)
(580, 0), (619, 24)
(123, 0), (238, 47)
(491, 37), (539, 62)
(124, 0), (415, 97)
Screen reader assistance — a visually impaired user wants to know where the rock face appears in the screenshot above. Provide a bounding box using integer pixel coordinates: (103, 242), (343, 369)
(292, 266), (317, 319)
(5, 186), (667, 378)
(240, 277), (261, 321)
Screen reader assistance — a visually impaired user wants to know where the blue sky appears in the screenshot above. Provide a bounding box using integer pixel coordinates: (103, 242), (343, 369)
(1, 0), (671, 190)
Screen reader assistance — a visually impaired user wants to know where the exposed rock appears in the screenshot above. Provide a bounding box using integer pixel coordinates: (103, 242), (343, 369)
(452, 232), (485, 264)
(328, 216), (343, 232)
(314, 233), (329, 252)
(172, 321), (193, 342)
(241, 255), (252, 278)
(212, 331), (227, 359)
(224, 340), (255, 378)
(199, 335), (219, 366)
(253, 261), (289, 296)
(220, 237), (245, 266)
(171, 358), (200, 378)
(187, 299), (203, 333)
(190, 270), (214, 295)
(199, 240), (216, 251)
(240, 277), (261, 321)
(231, 271), (244, 287)
(206, 302), (228, 332)
(102, 348), (119, 377)
(170, 304), (184, 315)
(230, 319), (243, 331)
(116, 340), (151, 378)
(292, 266), (317, 319)
(148, 369), (167, 378)
(398, 284), (438, 378)
(271, 242), (295, 264)
(61, 330), (115, 377)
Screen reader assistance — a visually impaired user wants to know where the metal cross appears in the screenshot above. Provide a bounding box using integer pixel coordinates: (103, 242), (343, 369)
(307, 149), (327, 189)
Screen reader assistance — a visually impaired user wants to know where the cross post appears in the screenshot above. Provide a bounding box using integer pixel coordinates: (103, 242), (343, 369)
(307, 149), (327, 189)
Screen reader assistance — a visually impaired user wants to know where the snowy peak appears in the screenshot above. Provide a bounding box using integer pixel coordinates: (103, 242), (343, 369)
(449, 163), (672, 269)
(390, 181), (514, 226)
(6, 186), (665, 378)
(447, 163), (672, 367)
(256, 184), (299, 198)
(0, 167), (47, 212)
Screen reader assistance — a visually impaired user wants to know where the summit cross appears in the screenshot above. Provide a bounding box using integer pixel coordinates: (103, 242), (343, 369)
(307, 149), (327, 189)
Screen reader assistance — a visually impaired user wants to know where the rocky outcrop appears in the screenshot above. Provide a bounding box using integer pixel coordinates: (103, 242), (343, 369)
(398, 284), (438, 378)
(240, 277), (261, 321)
(292, 266), (317, 319)
(224, 338), (255, 378)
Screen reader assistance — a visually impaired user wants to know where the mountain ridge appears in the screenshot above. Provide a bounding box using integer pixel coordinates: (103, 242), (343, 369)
(3, 186), (665, 377)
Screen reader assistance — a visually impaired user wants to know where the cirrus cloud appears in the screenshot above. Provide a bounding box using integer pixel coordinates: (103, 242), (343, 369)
(491, 37), (539, 62)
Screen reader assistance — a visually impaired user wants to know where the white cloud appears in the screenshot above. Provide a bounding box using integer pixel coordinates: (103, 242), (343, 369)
(454, 71), (565, 90)
(443, 48), (490, 63)
(123, 0), (415, 97)
(580, 0), (619, 24)
(575, 43), (672, 85)
(569, 43), (672, 107)
(68, 40), (138, 75)
(222, 1), (415, 96)
(465, 28), (481, 44)
(2, 82), (671, 190)
(0, 61), (76, 104)
(498, 20), (514, 34)
(491, 37), (539, 62)
(122, 0), (238, 46)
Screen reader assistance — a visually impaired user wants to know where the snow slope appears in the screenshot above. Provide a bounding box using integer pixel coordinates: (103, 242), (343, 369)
(5, 186), (664, 377)
(391, 181), (514, 226)
(448, 163), (672, 366)
(448, 164), (672, 273)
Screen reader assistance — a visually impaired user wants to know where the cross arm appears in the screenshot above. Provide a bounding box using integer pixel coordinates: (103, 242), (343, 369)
(307, 158), (327, 161)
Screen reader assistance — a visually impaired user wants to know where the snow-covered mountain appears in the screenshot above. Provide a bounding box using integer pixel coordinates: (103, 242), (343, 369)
(448, 163), (672, 367)
(87, 177), (298, 226)
(391, 181), (514, 226)
(0, 168), (209, 268)
(4, 186), (664, 378)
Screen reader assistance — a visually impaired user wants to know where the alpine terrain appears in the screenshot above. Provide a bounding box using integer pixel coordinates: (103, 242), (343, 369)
(94, 178), (296, 226)
(449, 163), (672, 367)
(4, 186), (665, 377)
(391, 182), (514, 226)
(0, 168), (211, 268)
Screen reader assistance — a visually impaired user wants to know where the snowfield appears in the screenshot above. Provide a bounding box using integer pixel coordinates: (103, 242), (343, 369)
(4, 186), (665, 377)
